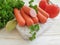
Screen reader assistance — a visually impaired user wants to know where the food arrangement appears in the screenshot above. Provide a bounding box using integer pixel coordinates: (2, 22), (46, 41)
(0, 0), (60, 41)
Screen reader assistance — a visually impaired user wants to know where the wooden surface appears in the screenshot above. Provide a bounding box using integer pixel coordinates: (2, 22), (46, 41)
(0, 0), (60, 45)
(0, 14), (60, 45)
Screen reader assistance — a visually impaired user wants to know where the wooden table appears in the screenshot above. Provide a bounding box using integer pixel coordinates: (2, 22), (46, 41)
(0, 14), (60, 45)
(0, 0), (60, 45)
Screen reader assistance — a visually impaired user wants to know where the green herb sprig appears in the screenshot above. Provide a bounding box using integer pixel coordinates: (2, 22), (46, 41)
(0, 0), (25, 29)
(29, 0), (38, 13)
(29, 24), (40, 41)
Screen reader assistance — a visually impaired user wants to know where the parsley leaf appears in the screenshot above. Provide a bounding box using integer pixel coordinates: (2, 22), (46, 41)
(34, 24), (40, 31)
(0, 0), (24, 29)
(29, 0), (38, 13)
(29, 24), (40, 41)
(29, 32), (36, 41)
(29, 24), (40, 33)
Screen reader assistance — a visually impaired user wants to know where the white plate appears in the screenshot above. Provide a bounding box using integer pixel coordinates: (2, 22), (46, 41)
(16, 19), (60, 45)
(16, 18), (54, 39)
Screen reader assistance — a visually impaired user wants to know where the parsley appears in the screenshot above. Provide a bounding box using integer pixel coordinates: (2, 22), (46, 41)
(29, 0), (34, 4)
(29, 0), (38, 13)
(29, 24), (40, 41)
(29, 32), (36, 41)
(34, 24), (40, 31)
(0, 0), (24, 29)
(29, 24), (40, 33)
(29, 25), (35, 33)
